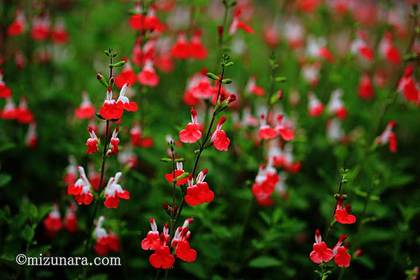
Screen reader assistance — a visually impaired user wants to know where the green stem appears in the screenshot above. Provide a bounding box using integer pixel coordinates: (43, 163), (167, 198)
(174, 64), (226, 226)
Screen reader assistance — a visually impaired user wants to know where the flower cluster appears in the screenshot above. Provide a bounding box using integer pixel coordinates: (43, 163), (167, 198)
(141, 218), (197, 269)
(309, 230), (351, 268)
(43, 204), (78, 237)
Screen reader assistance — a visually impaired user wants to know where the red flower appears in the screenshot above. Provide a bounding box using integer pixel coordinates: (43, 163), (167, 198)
(43, 206), (62, 236)
(211, 116), (230, 151)
(63, 205), (78, 233)
(7, 11), (25, 36)
(108, 129), (120, 155)
(229, 9), (254, 34)
(327, 90), (347, 120)
(179, 108), (203, 143)
(0, 79), (12, 99)
(398, 65), (419, 104)
(149, 246), (175, 269)
(141, 218), (162, 251)
(94, 217), (120, 256)
(104, 172), (130, 209)
(376, 121), (398, 153)
(0, 98), (18, 120)
(51, 22), (69, 44)
(171, 218), (197, 263)
(142, 218), (197, 269)
(335, 197), (357, 224)
(31, 16), (50, 41)
(138, 60), (159, 87)
(75, 92), (96, 119)
(16, 97), (34, 124)
(252, 163), (279, 206)
(333, 235), (351, 268)
(25, 123), (37, 148)
(129, 14), (146, 30)
(275, 115), (295, 142)
(99, 91), (124, 120)
(86, 127), (99, 154)
(258, 114), (277, 140)
(246, 77), (265, 96)
(308, 93), (324, 117)
(165, 162), (189, 186)
(189, 31), (208, 60)
(358, 74), (375, 100)
(171, 33), (190, 59)
(309, 229), (334, 264)
(115, 62), (137, 88)
(174, 240), (197, 262)
(67, 166), (94, 205)
(185, 169), (214, 206)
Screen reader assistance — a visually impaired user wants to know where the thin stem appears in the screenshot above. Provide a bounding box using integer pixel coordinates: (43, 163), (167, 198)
(80, 52), (115, 278)
(174, 64), (226, 226)
(326, 175), (344, 240)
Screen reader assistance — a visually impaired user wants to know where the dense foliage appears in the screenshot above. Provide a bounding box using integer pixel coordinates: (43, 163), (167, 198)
(0, 0), (419, 279)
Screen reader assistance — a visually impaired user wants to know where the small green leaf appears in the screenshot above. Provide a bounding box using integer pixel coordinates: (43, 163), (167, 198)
(275, 76), (287, 83)
(110, 60), (126, 67)
(160, 157), (172, 162)
(206, 72), (219, 80)
(222, 78), (232, 84)
(21, 225), (35, 243)
(0, 174), (11, 188)
(176, 172), (190, 181)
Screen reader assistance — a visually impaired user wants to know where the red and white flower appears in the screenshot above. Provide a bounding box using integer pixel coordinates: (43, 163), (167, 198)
(0, 74), (12, 99)
(376, 120), (397, 153)
(258, 114), (277, 140)
(308, 92), (324, 117)
(309, 229), (334, 264)
(335, 197), (357, 224)
(138, 60), (160, 87)
(327, 89), (347, 119)
(245, 76), (265, 96)
(7, 10), (26, 37)
(211, 116), (230, 151)
(165, 162), (189, 186)
(185, 169), (215, 206)
(332, 235), (351, 268)
(63, 204), (78, 233)
(115, 61), (137, 88)
(86, 127), (99, 154)
(275, 115), (295, 142)
(358, 74), (375, 100)
(67, 166), (94, 205)
(189, 30), (208, 60)
(108, 128), (120, 155)
(75, 91), (95, 119)
(43, 204), (62, 236)
(104, 172), (130, 209)
(179, 108), (203, 143)
(94, 216), (120, 256)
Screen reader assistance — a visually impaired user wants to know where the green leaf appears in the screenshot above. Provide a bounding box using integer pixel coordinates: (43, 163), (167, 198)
(109, 60), (126, 67)
(222, 78), (232, 84)
(0, 174), (11, 188)
(0, 143), (15, 153)
(206, 72), (219, 80)
(21, 225), (35, 243)
(275, 76), (287, 83)
(176, 172), (190, 181)
(249, 256), (282, 268)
